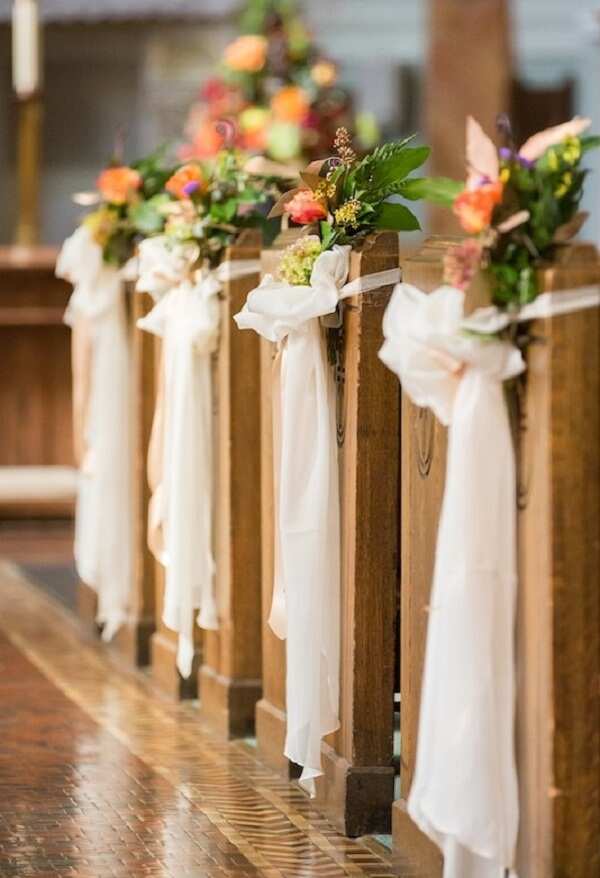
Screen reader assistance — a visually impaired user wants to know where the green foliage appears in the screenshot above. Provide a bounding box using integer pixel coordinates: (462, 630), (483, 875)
(487, 133), (598, 304)
(396, 176), (464, 205)
(129, 194), (170, 236)
(373, 201), (421, 232)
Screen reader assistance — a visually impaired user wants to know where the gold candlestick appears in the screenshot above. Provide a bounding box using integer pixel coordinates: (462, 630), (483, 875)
(16, 94), (42, 246)
(12, 0), (43, 246)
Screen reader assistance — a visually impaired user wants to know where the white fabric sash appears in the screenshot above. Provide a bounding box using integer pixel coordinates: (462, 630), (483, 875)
(57, 225), (133, 641)
(234, 245), (400, 793)
(137, 256), (260, 678)
(379, 281), (600, 878)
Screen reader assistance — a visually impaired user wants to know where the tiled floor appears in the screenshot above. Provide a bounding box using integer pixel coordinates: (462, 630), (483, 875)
(0, 562), (396, 878)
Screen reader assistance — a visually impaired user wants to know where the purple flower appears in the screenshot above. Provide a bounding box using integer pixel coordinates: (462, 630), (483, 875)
(183, 180), (200, 196)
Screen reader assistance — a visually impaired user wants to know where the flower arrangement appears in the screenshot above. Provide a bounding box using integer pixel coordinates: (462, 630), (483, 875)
(446, 115), (600, 306)
(141, 149), (291, 268)
(179, 0), (378, 165)
(80, 148), (178, 266)
(268, 127), (461, 284)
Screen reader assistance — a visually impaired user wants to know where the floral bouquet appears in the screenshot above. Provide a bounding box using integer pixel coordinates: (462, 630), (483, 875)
(265, 126), (461, 284)
(446, 115), (600, 306)
(137, 149), (291, 273)
(78, 148), (178, 267)
(179, 0), (378, 165)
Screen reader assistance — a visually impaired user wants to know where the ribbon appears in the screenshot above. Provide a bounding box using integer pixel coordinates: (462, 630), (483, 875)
(138, 255), (260, 679)
(57, 225), (133, 641)
(234, 245), (401, 793)
(379, 281), (600, 878)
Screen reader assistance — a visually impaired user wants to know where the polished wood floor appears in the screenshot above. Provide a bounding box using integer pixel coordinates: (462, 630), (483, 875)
(0, 559), (396, 878)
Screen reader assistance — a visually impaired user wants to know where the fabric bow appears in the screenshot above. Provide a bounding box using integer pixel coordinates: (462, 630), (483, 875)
(138, 266), (221, 678)
(57, 225), (133, 641)
(380, 282), (523, 878)
(235, 245), (400, 793)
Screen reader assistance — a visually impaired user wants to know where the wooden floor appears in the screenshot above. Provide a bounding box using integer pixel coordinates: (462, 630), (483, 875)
(0, 559), (397, 878)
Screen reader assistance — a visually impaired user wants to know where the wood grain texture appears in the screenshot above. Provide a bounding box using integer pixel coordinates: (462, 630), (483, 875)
(315, 232), (400, 836)
(516, 244), (600, 878)
(0, 248), (74, 500)
(111, 288), (156, 668)
(199, 231), (263, 738)
(426, 0), (511, 233)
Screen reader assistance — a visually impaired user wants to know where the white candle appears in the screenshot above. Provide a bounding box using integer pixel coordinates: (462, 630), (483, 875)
(12, 0), (41, 98)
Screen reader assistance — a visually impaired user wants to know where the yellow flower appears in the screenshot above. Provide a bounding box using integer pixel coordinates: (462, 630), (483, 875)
(83, 207), (119, 247)
(554, 171), (573, 199)
(334, 199), (362, 228)
(546, 148), (559, 172)
(311, 60), (337, 88)
(500, 167), (511, 184)
(562, 136), (581, 165)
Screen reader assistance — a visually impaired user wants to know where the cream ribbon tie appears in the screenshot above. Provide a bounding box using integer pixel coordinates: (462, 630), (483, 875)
(57, 225), (133, 641)
(235, 245), (400, 794)
(138, 257), (260, 678)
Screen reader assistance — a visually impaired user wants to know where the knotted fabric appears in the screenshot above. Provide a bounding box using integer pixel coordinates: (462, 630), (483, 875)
(379, 281), (600, 878)
(235, 245), (400, 793)
(138, 245), (260, 679)
(57, 225), (133, 640)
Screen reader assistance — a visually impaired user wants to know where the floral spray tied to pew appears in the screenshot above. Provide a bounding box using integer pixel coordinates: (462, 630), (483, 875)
(56, 149), (178, 640)
(136, 151), (290, 678)
(235, 128), (456, 793)
(380, 116), (600, 878)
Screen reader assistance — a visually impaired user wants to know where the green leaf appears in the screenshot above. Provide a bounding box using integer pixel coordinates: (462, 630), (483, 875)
(320, 220), (336, 251)
(128, 194), (169, 235)
(580, 135), (600, 154)
(373, 201), (421, 232)
(396, 176), (464, 205)
(358, 145), (431, 195)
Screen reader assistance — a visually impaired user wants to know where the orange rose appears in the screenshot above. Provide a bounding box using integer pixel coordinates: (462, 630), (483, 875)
(271, 86), (310, 123)
(165, 164), (206, 199)
(224, 35), (268, 73)
(453, 181), (503, 234)
(283, 189), (328, 225)
(96, 166), (141, 205)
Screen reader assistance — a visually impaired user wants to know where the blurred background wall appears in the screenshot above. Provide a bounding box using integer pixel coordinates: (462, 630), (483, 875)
(0, 0), (598, 245)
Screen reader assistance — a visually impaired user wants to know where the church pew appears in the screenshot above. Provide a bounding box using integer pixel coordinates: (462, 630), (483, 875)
(392, 239), (600, 877)
(110, 286), (156, 667)
(198, 230), (263, 736)
(256, 230), (401, 835)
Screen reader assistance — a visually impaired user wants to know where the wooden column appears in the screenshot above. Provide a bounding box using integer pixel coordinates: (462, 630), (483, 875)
(198, 231), (263, 737)
(393, 239), (600, 877)
(516, 244), (600, 878)
(315, 232), (400, 836)
(426, 0), (511, 233)
(111, 288), (156, 667)
(255, 229), (300, 777)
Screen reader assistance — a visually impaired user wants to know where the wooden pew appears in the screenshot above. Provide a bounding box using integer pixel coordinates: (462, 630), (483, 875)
(256, 231), (401, 835)
(198, 230), (263, 737)
(392, 239), (600, 877)
(111, 287), (156, 666)
(256, 229), (298, 775)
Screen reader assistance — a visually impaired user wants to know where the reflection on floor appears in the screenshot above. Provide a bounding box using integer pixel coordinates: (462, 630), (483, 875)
(0, 562), (397, 878)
